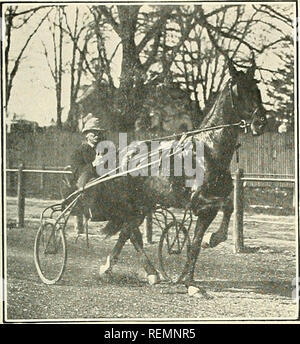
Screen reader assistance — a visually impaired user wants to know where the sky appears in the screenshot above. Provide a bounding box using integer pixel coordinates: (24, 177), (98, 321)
(3, 2), (296, 126)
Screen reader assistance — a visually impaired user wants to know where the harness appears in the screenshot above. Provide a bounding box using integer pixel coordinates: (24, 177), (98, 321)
(63, 79), (259, 207)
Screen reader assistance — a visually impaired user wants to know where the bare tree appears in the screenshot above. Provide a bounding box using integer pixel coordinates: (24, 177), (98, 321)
(4, 5), (52, 107)
(163, 4), (293, 118)
(97, 4), (292, 128)
(61, 7), (93, 130)
(60, 6), (121, 130)
(170, 6), (253, 112)
(28, 3), (292, 131)
(42, 7), (65, 128)
(92, 5), (202, 129)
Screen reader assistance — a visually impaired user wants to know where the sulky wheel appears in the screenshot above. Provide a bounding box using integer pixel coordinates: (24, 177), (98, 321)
(158, 220), (191, 283)
(34, 219), (67, 285)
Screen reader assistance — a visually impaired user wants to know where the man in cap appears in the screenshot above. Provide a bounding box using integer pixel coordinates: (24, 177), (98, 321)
(71, 114), (105, 189)
(69, 114), (106, 233)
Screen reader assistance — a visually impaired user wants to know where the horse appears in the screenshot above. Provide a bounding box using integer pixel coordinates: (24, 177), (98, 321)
(75, 60), (267, 297)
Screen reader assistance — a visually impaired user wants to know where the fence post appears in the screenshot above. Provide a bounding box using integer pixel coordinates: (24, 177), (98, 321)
(17, 163), (25, 228)
(293, 185), (296, 209)
(144, 212), (153, 244)
(40, 164), (45, 199)
(233, 168), (244, 253)
(7, 157), (12, 194)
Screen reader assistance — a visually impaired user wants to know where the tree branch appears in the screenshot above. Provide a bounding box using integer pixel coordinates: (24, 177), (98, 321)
(203, 5), (240, 19)
(197, 7), (290, 55)
(98, 5), (121, 36)
(254, 4), (293, 27)
(136, 8), (171, 54)
(41, 40), (55, 80)
(11, 5), (53, 17)
(6, 9), (52, 105)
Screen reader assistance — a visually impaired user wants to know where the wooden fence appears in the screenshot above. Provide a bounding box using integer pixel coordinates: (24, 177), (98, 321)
(6, 165), (295, 253)
(231, 131), (295, 186)
(232, 171), (295, 253)
(6, 128), (295, 217)
(7, 129), (295, 191)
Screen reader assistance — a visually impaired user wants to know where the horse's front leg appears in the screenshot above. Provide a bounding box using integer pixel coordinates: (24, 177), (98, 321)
(178, 207), (219, 298)
(202, 197), (234, 248)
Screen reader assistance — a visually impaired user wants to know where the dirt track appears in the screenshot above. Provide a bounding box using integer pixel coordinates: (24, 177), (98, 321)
(4, 197), (298, 321)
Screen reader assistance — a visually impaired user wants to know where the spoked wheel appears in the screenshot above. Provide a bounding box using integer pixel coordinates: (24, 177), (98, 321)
(34, 195), (81, 285)
(34, 219), (67, 285)
(158, 221), (191, 283)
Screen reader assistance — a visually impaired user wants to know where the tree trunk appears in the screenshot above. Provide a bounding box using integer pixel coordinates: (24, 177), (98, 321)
(56, 9), (63, 129)
(5, 8), (14, 107)
(117, 6), (145, 129)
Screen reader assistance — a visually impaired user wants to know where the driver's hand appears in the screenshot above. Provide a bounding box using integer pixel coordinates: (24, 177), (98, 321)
(92, 153), (103, 167)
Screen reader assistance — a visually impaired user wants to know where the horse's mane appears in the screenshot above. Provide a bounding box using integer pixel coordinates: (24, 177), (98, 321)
(200, 80), (230, 128)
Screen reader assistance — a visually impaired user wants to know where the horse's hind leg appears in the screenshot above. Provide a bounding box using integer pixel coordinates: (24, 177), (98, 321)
(203, 197), (234, 248)
(99, 221), (128, 277)
(99, 217), (159, 284)
(74, 215), (84, 234)
(130, 226), (160, 285)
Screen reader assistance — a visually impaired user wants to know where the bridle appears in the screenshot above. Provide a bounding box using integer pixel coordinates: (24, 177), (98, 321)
(228, 78), (262, 134)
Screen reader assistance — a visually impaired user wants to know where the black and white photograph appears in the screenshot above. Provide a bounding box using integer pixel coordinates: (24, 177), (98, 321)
(1, 0), (298, 323)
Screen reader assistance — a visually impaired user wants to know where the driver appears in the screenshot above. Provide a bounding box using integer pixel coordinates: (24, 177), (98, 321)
(67, 115), (106, 234)
(71, 115), (106, 190)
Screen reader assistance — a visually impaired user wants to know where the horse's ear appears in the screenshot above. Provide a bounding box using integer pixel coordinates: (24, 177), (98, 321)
(246, 64), (256, 79)
(246, 52), (256, 79)
(228, 60), (239, 80)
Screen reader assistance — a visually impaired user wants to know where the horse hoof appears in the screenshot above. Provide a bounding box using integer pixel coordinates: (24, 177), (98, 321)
(201, 241), (210, 249)
(188, 286), (213, 299)
(188, 286), (200, 296)
(193, 292), (213, 300)
(99, 256), (112, 277)
(99, 266), (111, 277)
(209, 232), (227, 248)
(148, 274), (160, 285)
(157, 270), (166, 282)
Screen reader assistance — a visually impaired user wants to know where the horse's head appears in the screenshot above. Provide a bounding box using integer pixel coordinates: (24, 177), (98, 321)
(228, 60), (267, 136)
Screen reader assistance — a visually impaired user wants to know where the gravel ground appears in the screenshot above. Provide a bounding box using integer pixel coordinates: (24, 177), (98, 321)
(4, 197), (298, 322)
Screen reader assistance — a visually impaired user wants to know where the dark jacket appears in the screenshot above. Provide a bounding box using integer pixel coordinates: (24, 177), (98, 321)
(70, 142), (97, 184)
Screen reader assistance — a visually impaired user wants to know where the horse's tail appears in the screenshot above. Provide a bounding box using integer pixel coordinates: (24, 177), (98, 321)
(102, 219), (124, 238)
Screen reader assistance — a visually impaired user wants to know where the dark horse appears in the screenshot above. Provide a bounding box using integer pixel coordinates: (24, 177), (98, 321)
(79, 61), (267, 297)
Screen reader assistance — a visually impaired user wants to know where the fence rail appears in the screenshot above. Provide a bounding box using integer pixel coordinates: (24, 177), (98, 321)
(233, 171), (295, 252)
(6, 168), (72, 174)
(6, 168), (295, 179)
(6, 166), (296, 253)
(242, 177), (295, 183)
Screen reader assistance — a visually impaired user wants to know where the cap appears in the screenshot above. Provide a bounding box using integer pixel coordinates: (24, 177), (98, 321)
(82, 116), (105, 133)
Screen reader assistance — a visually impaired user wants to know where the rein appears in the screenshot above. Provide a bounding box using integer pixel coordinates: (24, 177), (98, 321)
(64, 79), (257, 203)
(63, 120), (249, 204)
(141, 120), (249, 143)
(142, 79), (252, 144)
